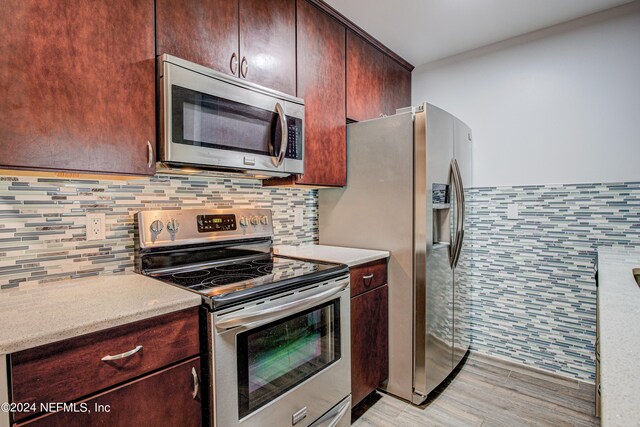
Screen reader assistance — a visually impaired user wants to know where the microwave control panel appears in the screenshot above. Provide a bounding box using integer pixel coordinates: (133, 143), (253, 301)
(285, 117), (303, 160)
(197, 214), (237, 232)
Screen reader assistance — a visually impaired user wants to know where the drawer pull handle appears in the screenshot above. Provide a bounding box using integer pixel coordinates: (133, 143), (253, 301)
(191, 367), (199, 399)
(363, 274), (374, 286)
(101, 345), (143, 361)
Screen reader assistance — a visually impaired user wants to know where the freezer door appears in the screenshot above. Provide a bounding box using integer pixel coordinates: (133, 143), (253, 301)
(452, 118), (472, 367)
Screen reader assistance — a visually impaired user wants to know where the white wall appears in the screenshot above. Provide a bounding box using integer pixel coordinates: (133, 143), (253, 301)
(412, 2), (640, 188)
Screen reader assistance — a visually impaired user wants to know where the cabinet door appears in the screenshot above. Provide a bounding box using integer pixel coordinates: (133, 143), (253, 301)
(156, 0), (239, 76)
(294, 0), (346, 186)
(383, 56), (412, 116)
(16, 358), (202, 427)
(10, 307), (199, 421)
(351, 285), (389, 407)
(239, 0), (296, 95)
(346, 30), (385, 122)
(0, 0), (155, 176)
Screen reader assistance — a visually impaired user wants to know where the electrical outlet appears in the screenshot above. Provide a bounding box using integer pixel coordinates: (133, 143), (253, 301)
(86, 213), (106, 241)
(507, 204), (519, 220)
(294, 208), (304, 227)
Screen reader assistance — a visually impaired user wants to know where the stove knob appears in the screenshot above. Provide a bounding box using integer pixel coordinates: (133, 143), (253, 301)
(150, 220), (163, 233)
(239, 216), (248, 227)
(167, 219), (179, 233)
(250, 216), (259, 225)
(260, 215), (269, 225)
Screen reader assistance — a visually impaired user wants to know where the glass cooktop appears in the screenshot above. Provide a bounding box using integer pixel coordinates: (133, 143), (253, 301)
(150, 254), (347, 309)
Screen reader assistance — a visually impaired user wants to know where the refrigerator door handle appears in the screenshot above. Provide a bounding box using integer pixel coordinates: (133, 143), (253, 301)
(447, 160), (459, 267)
(451, 159), (465, 268)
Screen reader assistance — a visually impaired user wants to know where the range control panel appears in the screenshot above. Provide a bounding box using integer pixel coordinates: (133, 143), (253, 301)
(137, 208), (274, 249)
(197, 214), (236, 232)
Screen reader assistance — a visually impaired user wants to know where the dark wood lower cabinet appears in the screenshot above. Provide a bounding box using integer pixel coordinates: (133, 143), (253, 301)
(15, 357), (202, 427)
(10, 307), (200, 418)
(351, 284), (389, 407)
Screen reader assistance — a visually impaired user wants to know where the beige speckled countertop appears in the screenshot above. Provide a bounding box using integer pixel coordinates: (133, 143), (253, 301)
(0, 274), (202, 354)
(274, 244), (389, 267)
(597, 247), (640, 427)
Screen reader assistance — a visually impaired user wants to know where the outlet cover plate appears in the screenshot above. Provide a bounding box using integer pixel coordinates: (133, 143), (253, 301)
(294, 208), (304, 227)
(86, 213), (106, 241)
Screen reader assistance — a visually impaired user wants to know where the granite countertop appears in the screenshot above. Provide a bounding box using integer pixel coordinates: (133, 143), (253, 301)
(597, 247), (640, 427)
(274, 244), (389, 267)
(0, 274), (202, 354)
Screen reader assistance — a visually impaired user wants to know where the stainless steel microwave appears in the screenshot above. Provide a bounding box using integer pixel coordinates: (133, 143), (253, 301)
(158, 54), (304, 177)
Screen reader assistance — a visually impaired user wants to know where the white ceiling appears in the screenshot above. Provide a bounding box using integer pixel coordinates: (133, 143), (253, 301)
(324, 0), (635, 67)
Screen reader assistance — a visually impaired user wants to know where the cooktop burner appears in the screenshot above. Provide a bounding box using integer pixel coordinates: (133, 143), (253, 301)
(151, 255), (344, 304)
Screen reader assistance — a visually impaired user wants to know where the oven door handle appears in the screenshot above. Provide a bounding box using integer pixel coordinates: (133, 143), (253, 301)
(215, 279), (349, 331)
(309, 396), (351, 427)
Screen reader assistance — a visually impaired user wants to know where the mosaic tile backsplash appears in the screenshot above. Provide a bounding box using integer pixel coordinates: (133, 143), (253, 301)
(0, 172), (318, 289)
(465, 182), (640, 382)
(1, 170), (638, 383)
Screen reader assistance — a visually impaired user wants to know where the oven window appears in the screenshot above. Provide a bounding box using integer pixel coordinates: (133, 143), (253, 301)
(237, 299), (341, 419)
(171, 85), (282, 156)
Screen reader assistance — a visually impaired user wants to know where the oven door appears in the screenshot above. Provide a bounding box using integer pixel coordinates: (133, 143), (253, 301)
(211, 276), (351, 427)
(159, 55), (304, 177)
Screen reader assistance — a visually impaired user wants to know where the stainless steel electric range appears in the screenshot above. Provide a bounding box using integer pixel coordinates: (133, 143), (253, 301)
(135, 208), (352, 427)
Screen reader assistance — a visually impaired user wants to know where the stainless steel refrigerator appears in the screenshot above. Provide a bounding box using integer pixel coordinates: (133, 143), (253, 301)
(319, 103), (472, 404)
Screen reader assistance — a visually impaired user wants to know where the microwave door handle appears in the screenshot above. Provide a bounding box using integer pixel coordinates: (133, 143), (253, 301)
(272, 102), (288, 167)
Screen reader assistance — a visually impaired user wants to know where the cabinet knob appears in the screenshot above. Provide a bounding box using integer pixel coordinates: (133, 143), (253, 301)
(230, 52), (238, 75)
(240, 56), (248, 78)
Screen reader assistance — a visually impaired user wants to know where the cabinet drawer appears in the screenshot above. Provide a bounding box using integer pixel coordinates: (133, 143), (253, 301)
(350, 259), (387, 297)
(10, 307), (199, 421)
(16, 357), (202, 427)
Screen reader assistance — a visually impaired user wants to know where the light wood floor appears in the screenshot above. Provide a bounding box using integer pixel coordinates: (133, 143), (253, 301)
(351, 352), (599, 427)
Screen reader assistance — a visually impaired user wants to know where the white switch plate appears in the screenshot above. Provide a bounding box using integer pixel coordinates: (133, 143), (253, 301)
(507, 204), (519, 220)
(86, 213), (106, 241)
(294, 208), (304, 227)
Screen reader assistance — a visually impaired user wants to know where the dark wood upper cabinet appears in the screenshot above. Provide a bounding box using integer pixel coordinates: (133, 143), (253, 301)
(157, 0), (295, 94)
(383, 55), (412, 116)
(239, 0), (296, 95)
(346, 30), (412, 122)
(156, 0), (239, 76)
(0, 0), (156, 176)
(265, 0), (346, 187)
(346, 30), (385, 122)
